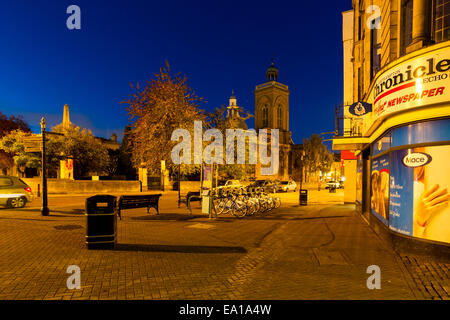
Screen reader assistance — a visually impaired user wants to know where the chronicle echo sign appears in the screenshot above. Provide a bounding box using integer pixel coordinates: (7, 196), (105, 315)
(370, 47), (450, 120)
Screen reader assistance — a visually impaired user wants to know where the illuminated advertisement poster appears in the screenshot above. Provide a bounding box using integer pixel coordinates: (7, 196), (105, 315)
(390, 145), (450, 244)
(356, 154), (363, 204)
(370, 154), (389, 225)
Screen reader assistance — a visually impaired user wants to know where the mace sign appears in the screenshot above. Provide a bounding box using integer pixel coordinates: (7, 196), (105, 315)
(369, 47), (450, 121)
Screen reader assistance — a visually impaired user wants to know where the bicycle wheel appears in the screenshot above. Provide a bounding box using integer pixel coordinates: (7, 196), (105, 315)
(259, 200), (269, 214)
(214, 199), (226, 215)
(273, 197), (281, 209)
(232, 201), (247, 218)
(245, 200), (257, 216)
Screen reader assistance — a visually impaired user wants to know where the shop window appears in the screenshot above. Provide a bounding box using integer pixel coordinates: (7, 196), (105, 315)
(434, 0), (450, 43)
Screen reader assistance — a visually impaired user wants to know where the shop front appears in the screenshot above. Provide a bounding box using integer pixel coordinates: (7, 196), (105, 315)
(334, 43), (450, 251)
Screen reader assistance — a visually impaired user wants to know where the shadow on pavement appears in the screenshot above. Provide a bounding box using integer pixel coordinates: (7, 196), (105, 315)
(114, 243), (247, 254)
(245, 214), (350, 221)
(129, 213), (203, 221)
(0, 207), (85, 215)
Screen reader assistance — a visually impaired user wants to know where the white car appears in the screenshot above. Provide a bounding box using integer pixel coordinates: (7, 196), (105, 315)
(276, 180), (297, 192)
(325, 181), (341, 189)
(216, 180), (244, 193)
(0, 176), (34, 208)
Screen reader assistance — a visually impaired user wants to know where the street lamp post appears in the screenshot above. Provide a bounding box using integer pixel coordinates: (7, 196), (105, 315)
(40, 117), (49, 216)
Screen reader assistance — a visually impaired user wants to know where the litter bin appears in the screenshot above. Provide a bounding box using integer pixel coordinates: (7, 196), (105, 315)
(85, 195), (117, 249)
(329, 186), (336, 193)
(300, 189), (308, 206)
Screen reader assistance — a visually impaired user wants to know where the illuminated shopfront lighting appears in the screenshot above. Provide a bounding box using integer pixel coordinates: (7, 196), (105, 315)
(415, 78), (423, 94)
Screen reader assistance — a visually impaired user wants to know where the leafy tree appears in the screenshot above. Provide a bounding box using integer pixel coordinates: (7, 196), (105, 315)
(121, 61), (205, 176)
(0, 130), (40, 174)
(302, 134), (333, 182)
(0, 112), (32, 174)
(0, 124), (111, 178)
(51, 124), (110, 178)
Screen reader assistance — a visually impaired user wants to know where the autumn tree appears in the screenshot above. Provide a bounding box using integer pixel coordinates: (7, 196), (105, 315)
(122, 62), (205, 176)
(0, 112), (31, 137)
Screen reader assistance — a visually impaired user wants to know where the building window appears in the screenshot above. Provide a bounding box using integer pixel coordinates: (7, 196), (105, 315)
(371, 27), (381, 79)
(277, 105), (282, 129)
(403, 0), (414, 49)
(262, 105), (268, 127)
(358, 67), (364, 101)
(358, 13), (363, 41)
(434, 0), (450, 43)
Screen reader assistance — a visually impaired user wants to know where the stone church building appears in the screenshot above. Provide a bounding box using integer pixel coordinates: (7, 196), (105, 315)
(224, 61), (302, 181)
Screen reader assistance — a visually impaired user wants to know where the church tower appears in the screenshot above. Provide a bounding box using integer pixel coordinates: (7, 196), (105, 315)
(254, 60), (292, 145)
(254, 60), (294, 180)
(225, 91), (249, 130)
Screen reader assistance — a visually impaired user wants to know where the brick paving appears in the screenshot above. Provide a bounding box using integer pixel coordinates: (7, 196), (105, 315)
(400, 255), (450, 300)
(0, 190), (448, 300)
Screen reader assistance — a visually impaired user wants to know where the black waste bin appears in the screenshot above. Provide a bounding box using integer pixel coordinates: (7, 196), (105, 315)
(85, 195), (117, 249)
(300, 189), (308, 206)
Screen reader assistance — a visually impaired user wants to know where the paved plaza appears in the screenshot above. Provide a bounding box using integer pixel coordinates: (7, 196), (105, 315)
(0, 190), (449, 300)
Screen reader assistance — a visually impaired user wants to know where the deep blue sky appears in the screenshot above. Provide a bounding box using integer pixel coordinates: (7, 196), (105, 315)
(1, 0), (351, 145)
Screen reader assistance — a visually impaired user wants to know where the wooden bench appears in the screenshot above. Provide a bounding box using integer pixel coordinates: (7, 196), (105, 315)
(178, 191), (201, 215)
(117, 194), (162, 220)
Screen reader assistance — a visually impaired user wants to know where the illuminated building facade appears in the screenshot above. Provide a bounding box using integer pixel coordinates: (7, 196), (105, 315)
(333, 0), (450, 248)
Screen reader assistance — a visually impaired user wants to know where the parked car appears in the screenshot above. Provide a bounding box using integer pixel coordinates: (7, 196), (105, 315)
(216, 180), (245, 193)
(249, 179), (278, 193)
(325, 180), (341, 189)
(276, 180), (297, 192)
(0, 176), (34, 208)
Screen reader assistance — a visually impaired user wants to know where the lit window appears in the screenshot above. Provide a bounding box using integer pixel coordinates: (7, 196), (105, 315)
(371, 27), (381, 78)
(435, 0), (450, 43)
(403, 0), (413, 48)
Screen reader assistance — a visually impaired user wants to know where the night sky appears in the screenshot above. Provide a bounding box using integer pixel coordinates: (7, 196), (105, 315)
(1, 0), (351, 146)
